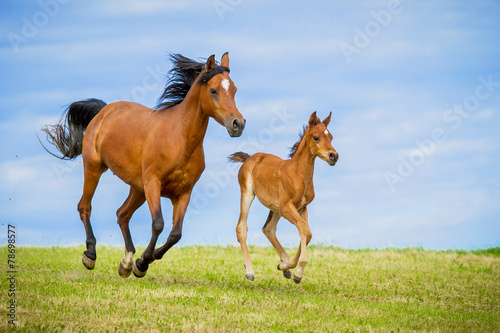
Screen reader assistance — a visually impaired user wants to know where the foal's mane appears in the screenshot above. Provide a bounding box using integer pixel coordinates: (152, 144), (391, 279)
(288, 125), (308, 158)
(156, 54), (230, 110)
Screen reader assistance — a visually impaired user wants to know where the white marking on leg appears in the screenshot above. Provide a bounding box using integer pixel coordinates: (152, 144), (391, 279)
(221, 79), (230, 94)
(122, 251), (134, 269)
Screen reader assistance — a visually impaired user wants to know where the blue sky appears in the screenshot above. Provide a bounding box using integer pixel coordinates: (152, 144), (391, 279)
(0, 0), (499, 249)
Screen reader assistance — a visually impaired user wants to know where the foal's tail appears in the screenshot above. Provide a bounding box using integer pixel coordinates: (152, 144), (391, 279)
(40, 98), (107, 159)
(228, 152), (251, 163)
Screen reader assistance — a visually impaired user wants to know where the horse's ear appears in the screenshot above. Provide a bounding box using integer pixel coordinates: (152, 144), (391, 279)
(206, 55), (216, 71)
(322, 112), (332, 126)
(221, 52), (229, 68)
(308, 111), (319, 127)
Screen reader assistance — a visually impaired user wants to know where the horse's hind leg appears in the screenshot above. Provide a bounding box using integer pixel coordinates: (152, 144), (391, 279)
(78, 159), (107, 270)
(262, 210), (292, 279)
(236, 185), (255, 281)
(116, 187), (145, 278)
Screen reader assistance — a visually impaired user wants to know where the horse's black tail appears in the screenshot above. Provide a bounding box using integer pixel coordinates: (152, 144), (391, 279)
(40, 98), (107, 160)
(228, 152), (251, 163)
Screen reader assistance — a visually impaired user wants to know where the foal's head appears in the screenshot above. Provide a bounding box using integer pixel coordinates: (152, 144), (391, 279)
(199, 53), (245, 137)
(305, 112), (338, 166)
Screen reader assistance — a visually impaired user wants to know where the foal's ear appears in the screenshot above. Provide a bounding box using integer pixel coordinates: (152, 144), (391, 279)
(308, 111), (320, 127)
(221, 52), (229, 68)
(322, 112), (332, 126)
(206, 55), (216, 71)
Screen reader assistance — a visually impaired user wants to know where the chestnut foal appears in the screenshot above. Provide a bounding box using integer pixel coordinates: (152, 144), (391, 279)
(229, 112), (338, 283)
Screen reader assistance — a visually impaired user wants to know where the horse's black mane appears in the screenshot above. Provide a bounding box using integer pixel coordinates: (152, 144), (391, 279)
(288, 125), (308, 158)
(155, 54), (229, 110)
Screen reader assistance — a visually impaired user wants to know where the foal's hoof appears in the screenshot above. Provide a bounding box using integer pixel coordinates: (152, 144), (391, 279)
(118, 262), (132, 278)
(293, 275), (302, 284)
(132, 260), (147, 278)
(245, 273), (255, 281)
(283, 270), (292, 279)
(82, 253), (95, 270)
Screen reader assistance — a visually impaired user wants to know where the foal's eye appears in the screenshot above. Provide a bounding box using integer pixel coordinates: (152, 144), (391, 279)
(313, 136), (319, 142)
(210, 88), (217, 95)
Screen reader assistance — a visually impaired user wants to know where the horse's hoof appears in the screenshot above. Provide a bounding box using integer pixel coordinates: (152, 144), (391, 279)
(82, 253), (95, 270)
(245, 273), (255, 281)
(118, 262), (132, 278)
(293, 275), (302, 284)
(283, 270), (292, 279)
(132, 260), (147, 278)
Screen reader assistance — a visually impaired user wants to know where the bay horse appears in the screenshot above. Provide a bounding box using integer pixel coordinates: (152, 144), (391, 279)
(229, 112), (337, 284)
(41, 53), (245, 278)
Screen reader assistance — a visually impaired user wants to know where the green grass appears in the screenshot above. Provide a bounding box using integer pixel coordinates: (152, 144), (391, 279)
(0, 245), (499, 332)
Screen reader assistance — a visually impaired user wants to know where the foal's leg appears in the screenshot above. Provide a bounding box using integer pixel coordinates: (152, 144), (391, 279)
(153, 192), (191, 260)
(262, 210), (292, 279)
(279, 205), (312, 284)
(286, 206), (309, 269)
(236, 187), (255, 281)
(116, 187), (145, 278)
(133, 179), (164, 278)
(78, 160), (107, 270)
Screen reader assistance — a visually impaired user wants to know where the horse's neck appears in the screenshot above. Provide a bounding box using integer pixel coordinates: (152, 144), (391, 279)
(290, 138), (316, 182)
(177, 85), (210, 151)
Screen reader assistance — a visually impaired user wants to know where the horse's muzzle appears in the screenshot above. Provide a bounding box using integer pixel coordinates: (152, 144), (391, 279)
(228, 118), (245, 137)
(328, 151), (338, 166)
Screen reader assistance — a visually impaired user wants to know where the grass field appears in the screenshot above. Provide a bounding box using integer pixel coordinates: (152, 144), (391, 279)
(0, 245), (498, 332)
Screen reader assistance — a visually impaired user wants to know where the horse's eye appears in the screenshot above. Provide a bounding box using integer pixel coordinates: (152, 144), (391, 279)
(210, 88), (217, 95)
(313, 136), (319, 142)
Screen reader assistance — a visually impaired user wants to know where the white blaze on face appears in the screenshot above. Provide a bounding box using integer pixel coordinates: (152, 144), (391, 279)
(221, 79), (230, 94)
(324, 129), (329, 135)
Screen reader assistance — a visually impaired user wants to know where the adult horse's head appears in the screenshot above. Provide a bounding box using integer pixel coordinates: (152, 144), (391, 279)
(156, 52), (245, 137)
(199, 53), (245, 137)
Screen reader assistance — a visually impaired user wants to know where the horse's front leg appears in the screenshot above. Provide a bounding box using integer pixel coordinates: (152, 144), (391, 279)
(133, 179), (164, 278)
(153, 192), (191, 260)
(262, 210), (292, 279)
(280, 204), (312, 284)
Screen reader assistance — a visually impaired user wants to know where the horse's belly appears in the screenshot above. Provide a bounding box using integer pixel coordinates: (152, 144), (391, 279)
(254, 178), (280, 212)
(256, 194), (279, 212)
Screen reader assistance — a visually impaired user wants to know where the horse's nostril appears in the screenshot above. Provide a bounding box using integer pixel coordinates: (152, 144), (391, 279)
(329, 152), (338, 162)
(233, 119), (239, 131)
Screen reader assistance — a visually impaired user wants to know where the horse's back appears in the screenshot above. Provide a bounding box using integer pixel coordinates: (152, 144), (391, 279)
(238, 153), (283, 181)
(85, 101), (152, 141)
